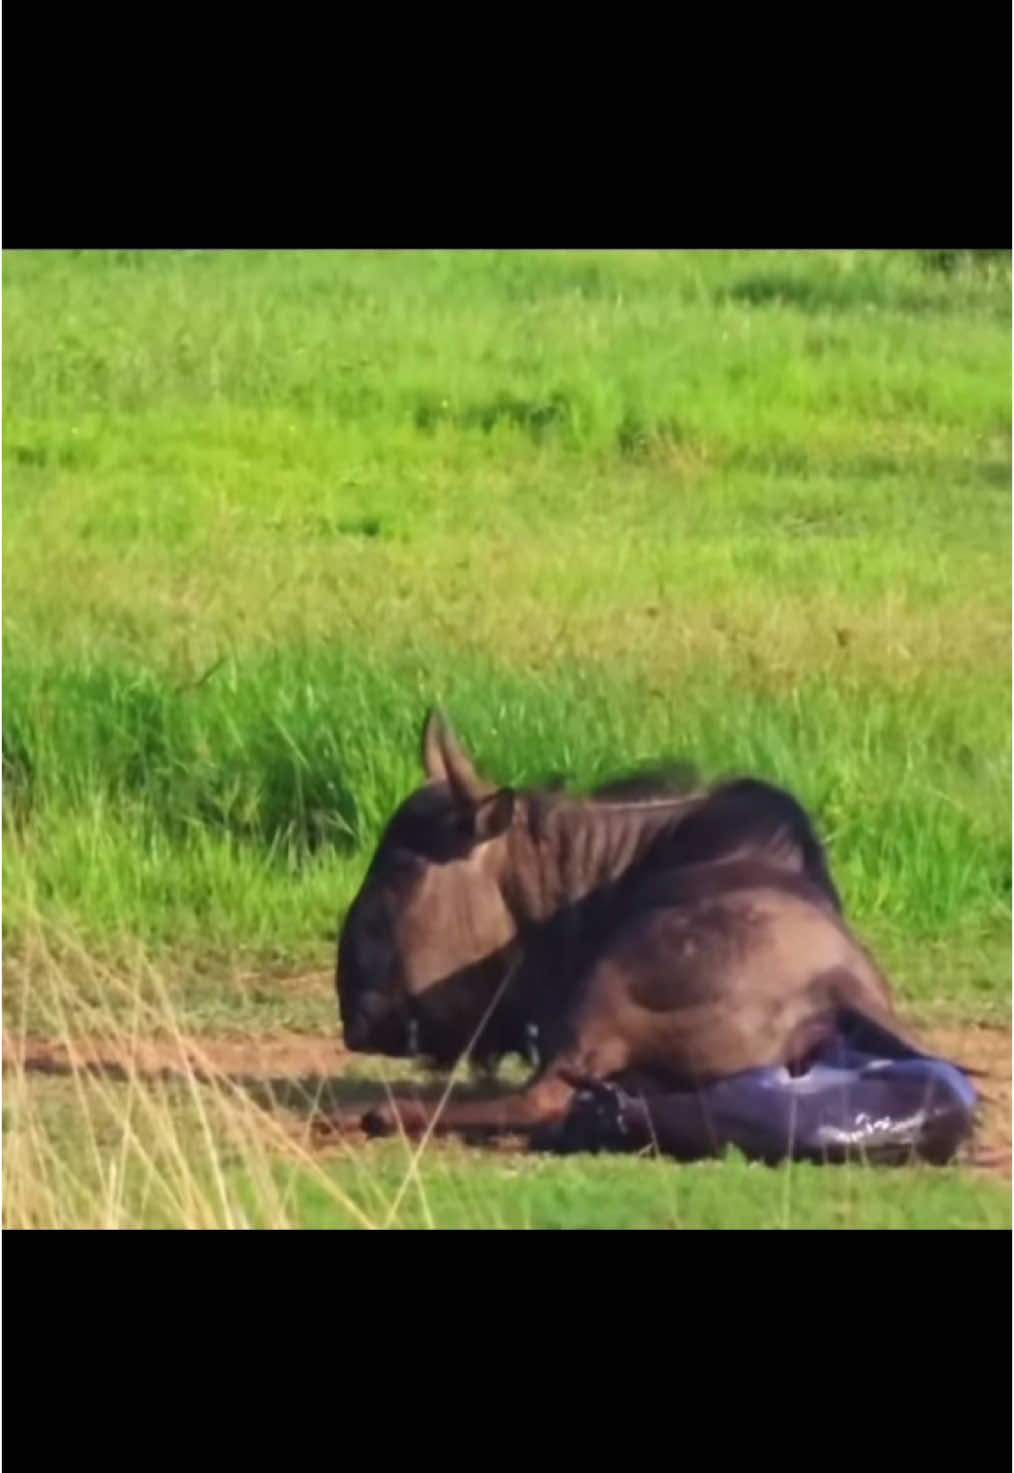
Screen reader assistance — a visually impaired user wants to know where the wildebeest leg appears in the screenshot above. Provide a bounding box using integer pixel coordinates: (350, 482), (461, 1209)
(357, 1074), (572, 1139)
(359, 1032), (634, 1140)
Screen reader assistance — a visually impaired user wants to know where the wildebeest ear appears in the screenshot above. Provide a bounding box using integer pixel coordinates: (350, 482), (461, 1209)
(472, 787), (515, 842)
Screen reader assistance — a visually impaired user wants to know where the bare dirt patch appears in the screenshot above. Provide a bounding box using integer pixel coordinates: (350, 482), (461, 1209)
(5, 1019), (1010, 1176)
(3, 1029), (345, 1081)
(1, 1027), (504, 1126)
(920, 1023), (1011, 1177)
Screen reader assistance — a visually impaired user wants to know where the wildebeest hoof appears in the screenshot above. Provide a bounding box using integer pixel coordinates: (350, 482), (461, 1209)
(572, 1080), (631, 1136)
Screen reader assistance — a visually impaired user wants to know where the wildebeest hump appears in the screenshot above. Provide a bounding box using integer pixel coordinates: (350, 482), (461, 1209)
(646, 777), (843, 912)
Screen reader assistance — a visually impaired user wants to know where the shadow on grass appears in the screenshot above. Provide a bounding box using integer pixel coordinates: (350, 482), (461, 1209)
(14, 1052), (509, 1125)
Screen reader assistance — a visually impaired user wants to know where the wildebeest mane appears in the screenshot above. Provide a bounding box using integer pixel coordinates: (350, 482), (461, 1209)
(583, 763), (836, 905)
(525, 765), (841, 912)
(527, 761), (701, 840)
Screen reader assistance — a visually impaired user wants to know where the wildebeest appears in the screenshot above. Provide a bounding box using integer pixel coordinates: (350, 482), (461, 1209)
(330, 708), (933, 1144)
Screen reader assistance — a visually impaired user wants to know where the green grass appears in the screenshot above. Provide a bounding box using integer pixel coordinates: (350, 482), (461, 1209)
(257, 1147), (1012, 1230)
(2, 249), (1010, 1227)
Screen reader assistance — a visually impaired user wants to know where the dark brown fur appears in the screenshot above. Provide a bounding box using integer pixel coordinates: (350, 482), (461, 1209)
(329, 709), (911, 1142)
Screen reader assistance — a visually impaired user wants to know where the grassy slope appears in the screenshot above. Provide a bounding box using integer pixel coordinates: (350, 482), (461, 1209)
(2, 250), (1010, 1227)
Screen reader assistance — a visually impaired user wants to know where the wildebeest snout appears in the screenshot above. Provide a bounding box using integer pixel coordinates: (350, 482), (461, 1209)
(341, 1013), (372, 1051)
(341, 985), (400, 1052)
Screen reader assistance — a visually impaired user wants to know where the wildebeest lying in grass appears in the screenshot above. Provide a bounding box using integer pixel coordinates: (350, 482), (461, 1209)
(325, 710), (977, 1162)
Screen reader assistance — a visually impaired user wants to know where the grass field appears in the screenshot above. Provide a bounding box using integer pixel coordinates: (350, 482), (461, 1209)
(2, 248), (1011, 1227)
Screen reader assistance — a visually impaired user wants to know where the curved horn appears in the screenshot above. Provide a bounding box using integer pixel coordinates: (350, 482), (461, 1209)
(421, 707), (449, 782)
(441, 718), (495, 804)
(420, 708), (493, 803)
